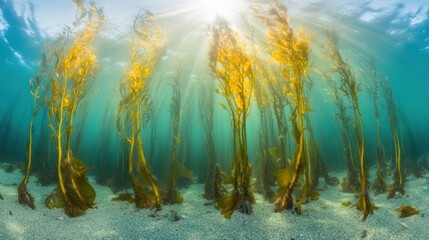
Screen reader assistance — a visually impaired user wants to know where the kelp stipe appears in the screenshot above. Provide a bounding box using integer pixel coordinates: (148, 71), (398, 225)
(209, 17), (255, 218)
(367, 61), (388, 195)
(116, 11), (166, 210)
(381, 78), (405, 199)
(198, 75), (217, 200)
(325, 74), (360, 193)
(255, 2), (312, 213)
(245, 19), (276, 201)
(325, 32), (376, 221)
(254, 67), (276, 201)
(164, 68), (193, 204)
(18, 51), (51, 210)
(44, 1), (104, 217)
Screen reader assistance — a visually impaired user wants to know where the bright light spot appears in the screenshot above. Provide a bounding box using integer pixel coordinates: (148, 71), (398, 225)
(199, 0), (238, 21)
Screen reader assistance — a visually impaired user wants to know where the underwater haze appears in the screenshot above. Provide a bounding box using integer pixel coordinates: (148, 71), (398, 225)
(1, 0), (429, 235)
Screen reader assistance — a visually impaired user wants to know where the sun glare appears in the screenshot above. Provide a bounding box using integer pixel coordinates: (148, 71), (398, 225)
(199, 0), (240, 21)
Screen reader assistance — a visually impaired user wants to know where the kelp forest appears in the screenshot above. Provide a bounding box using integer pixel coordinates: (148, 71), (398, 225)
(1, 0), (429, 222)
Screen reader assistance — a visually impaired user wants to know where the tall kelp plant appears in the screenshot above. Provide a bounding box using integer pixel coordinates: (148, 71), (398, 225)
(325, 74), (360, 193)
(325, 32), (376, 221)
(164, 68), (193, 204)
(266, 68), (290, 169)
(368, 61), (388, 195)
(44, 1), (104, 217)
(380, 78), (404, 199)
(18, 51), (52, 209)
(245, 19), (276, 200)
(209, 17), (255, 218)
(199, 77), (218, 200)
(254, 66), (277, 200)
(255, 2), (312, 213)
(116, 11), (166, 210)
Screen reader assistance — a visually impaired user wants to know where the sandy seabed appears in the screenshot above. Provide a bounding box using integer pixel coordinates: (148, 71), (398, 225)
(0, 165), (428, 240)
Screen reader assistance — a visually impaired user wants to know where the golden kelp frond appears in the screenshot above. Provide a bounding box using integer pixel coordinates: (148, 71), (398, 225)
(177, 161), (193, 180)
(45, 189), (65, 209)
(112, 193), (135, 203)
(45, 158), (96, 217)
(395, 205), (419, 218)
(274, 167), (292, 187)
(209, 17), (253, 119)
(61, 158), (96, 217)
(342, 201), (353, 207)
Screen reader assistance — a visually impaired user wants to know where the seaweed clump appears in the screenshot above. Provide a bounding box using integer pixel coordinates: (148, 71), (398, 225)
(395, 205), (420, 218)
(44, 1), (104, 217)
(116, 11), (166, 210)
(209, 17), (255, 218)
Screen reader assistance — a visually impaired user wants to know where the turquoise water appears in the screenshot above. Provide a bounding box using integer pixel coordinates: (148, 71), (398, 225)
(0, 0), (428, 218)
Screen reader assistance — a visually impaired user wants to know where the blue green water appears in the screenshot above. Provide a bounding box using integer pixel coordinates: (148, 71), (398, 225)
(0, 0), (428, 187)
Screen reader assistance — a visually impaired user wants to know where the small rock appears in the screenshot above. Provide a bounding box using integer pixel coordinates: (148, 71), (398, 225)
(56, 217), (64, 221)
(400, 222), (409, 228)
(169, 210), (181, 222)
(9, 211), (12, 216)
(395, 192), (402, 199)
(360, 230), (367, 238)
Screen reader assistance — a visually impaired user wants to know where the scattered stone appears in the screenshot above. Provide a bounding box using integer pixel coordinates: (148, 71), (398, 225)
(360, 230), (367, 238)
(400, 222), (409, 228)
(56, 217), (64, 221)
(9, 210), (12, 216)
(169, 210), (182, 222)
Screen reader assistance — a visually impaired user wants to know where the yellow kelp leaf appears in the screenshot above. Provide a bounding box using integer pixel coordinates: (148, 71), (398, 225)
(271, 49), (287, 63)
(268, 147), (277, 159)
(223, 175), (234, 185)
(219, 103), (228, 111)
(274, 167), (292, 187)
(63, 95), (72, 108)
(177, 161), (193, 180)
